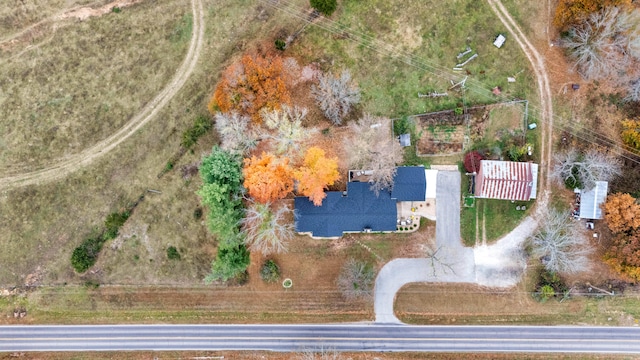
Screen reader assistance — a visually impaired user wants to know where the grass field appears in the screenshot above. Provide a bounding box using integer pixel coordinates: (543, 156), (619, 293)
(0, 0), (95, 36)
(0, 0), (193, 170)
(0, 0), (284, 285)
(291, 0), (536, 117)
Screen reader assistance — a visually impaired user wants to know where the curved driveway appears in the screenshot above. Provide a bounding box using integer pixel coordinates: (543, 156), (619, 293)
(375, 171), (475, 323)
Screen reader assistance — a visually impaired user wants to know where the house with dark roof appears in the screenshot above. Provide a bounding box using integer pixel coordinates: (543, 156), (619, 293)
(294, 166), (427, 238)
(474, 160), (538, 201)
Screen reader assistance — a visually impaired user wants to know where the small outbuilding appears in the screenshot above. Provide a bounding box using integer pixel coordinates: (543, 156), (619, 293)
(493, 34), (506, 48)
(579, 181), (608, 220)
(475, 160), (538, 201)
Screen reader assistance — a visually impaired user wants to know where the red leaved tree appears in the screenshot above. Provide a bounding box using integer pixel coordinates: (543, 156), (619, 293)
(210, 54), (291, 123)
(243, 152), (294, 203)
(463, 151), (484, 173)
(294, 147), (339, 206)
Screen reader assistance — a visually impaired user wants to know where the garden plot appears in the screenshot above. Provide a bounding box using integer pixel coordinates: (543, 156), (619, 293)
(413, 101), (527, 156)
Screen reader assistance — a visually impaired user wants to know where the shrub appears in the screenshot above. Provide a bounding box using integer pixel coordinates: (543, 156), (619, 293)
(337, 259), (375, 300)
(167, 246), (181, 260)
(112, 6), (121, 13)
(104, 211), (130, 240)
(260, 259), (281, 283)
(534, 268), (568, 302)
(393, 116), (415, 136)
(71, 236), (105, 273)
(275, 39), (286, 51)
(181, 115), (212, 148)
(193, 207), (203, 220)
(205, 241), (251, 283)
(310, 0), (337, 16)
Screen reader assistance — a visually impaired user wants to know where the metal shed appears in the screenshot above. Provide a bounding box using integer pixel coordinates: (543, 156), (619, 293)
(579, 181), (608, 219)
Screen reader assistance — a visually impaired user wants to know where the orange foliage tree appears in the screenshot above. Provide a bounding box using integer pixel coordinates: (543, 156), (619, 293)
(294, 147), (339, 206)
(603, 193), (640, 280)
(243, 152), (294, 203)
(554, 0), (631, 28)
(211, 54), (291, 123)
(621, 119), (640, 152)
(603, 192), (640, 234)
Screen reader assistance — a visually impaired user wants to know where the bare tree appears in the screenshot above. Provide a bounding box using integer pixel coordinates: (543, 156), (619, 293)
(423, 243), (456, 277)
(529, 209), (591, 275)
(241, 202), (294, 256)
(213, 112), (258, 155)
(312, 70), (361, 125)
(562, 7), (638, 81)
(551, 148), (622, 190)
(346, 114), (403, 195)
(260, 105), (316, 155)
(336, 258), (375, 300)
(625, 78), (640, 103)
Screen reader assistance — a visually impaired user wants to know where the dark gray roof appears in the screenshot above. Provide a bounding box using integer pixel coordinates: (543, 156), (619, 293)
(391, 166), (426, 201)
(294, 182), (397, 238)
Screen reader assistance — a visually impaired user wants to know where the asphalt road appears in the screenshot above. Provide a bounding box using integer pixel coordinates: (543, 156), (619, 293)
(2, 324), (640, 354)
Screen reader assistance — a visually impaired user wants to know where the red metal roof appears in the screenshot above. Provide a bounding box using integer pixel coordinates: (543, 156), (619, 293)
(475, 160), (537, 201)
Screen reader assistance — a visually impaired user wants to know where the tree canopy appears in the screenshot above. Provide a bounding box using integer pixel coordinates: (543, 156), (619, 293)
(243, 152), (294, 204)
(294, 147), (340, 206)
(211, 54), (291, 122)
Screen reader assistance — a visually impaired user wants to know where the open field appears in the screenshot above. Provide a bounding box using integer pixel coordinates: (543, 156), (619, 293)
(0, 0), (290, 286)
(0, 0), (191, 170)
(291, 0), (536, 117)
(0, 0), (95, 36)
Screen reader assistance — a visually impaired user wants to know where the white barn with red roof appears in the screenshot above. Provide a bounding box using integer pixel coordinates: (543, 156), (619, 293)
(474, 160), (538, 201)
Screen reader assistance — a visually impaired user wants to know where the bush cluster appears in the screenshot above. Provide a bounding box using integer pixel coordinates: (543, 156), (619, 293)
(70, 210), (131, 273)
(260, 259), (281, 283)
(167, 246), (181, 260)
(181, 115), (212, 148)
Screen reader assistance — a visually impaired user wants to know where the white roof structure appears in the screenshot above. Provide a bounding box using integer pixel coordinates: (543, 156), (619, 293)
(494, 34), (506, 48)
(579, 181), (608, 219)
(475, 160), (538, 201)
(425, 169), (438, 199)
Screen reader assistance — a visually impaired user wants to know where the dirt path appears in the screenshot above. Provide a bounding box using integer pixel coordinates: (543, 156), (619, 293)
(486, 0), (554, 200)
(0, 0), (204, 190)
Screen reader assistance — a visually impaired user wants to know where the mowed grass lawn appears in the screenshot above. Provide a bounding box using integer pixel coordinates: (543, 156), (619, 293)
(0, 0), (191, 170)
(292, 0), (536, 117)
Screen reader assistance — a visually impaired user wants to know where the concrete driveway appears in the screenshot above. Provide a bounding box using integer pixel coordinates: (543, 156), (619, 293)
(374, 171), (475, 323)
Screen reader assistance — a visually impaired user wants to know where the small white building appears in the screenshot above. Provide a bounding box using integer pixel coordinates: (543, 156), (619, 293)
(579, 181), (608, 220)
(493, 34), (506, 48)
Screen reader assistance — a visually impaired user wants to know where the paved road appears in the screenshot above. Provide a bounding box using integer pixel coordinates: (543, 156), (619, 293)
(2, 324), (640, 354)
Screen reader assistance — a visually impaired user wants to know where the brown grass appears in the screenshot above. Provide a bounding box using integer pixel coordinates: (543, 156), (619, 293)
(0, 0), (192, 171)
(0, 0), (305, 286)
(0, 0), (95, 36)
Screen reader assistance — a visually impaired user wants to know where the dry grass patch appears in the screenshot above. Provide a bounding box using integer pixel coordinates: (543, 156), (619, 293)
(0, 0), (296, 286)
(0, 0), (95, 36)
(0, 0), (190, 170)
